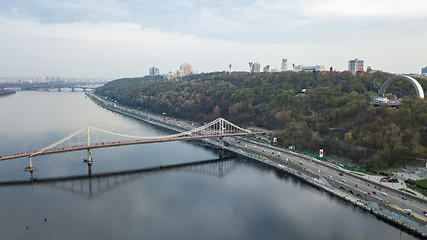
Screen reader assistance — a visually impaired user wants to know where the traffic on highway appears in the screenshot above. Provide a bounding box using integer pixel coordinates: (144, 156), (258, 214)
(225, 137), (427, 221)
(89, 93), (427, 236)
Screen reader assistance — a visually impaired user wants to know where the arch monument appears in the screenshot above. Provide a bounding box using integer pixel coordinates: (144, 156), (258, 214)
(378, 75), (424, 99)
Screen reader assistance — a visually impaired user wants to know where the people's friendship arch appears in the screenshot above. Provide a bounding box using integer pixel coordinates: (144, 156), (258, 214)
(378, 75), (424, 99)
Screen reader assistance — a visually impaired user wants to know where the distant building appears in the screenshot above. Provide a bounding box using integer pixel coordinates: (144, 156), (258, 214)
(422, 66), (427, 77)
(348, 58), (364, 73)
(180, 63), (193, 76)
(263, 65), (270, 72)
(281, 59), (288, 72)
(293, 65), (325, 72)
(149, 67), (160, 76)
(164, 71), (177, 80)
(366, 66), (373, 73)
(250, 62), (260, 73)
(176, 70), (184, 78)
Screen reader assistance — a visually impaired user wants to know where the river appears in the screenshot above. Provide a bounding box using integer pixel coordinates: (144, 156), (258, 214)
(0, 91), (418, 239)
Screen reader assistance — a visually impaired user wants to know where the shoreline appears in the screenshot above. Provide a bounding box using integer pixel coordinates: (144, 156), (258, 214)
(0, 90), (16, 97)
(86, 92), (426, 239)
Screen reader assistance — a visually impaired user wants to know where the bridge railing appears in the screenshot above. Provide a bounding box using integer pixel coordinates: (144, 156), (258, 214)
(28, 118), (256, 157)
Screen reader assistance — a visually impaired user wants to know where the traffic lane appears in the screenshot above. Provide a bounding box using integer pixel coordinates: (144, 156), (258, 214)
(229, 138), (427, 216)
(242, 143), (426, 212)
(108, 101), (426, 218)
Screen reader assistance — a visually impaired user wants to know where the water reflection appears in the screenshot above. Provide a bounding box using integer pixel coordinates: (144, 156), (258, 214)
(0, 91), (420, 240)
(0, 157), (241, 198)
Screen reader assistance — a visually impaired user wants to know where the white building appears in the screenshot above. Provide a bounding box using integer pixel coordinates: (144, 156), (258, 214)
(293, 65), (325, 72)
(281, 59), (288, 71)
(250, 62), (260, 73)
(180, 63), (193, 76)
(348, 58), (364, 73)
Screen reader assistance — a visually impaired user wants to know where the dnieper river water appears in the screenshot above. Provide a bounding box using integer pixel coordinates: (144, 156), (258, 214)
(0, 91), (418, 239)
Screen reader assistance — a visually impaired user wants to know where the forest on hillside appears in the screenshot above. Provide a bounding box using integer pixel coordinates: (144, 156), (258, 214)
(95, 71), (427, 169)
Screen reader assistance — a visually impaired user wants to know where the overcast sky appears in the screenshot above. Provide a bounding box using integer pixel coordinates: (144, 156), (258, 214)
(1, 0), (426, 78)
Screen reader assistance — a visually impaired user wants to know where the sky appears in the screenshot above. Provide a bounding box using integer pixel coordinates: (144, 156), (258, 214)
(0, 0), (426, 78)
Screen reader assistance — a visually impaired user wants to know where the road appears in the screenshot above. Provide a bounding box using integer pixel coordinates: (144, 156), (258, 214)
(89, 93), (427, 234)
(225, 137), (427, 221)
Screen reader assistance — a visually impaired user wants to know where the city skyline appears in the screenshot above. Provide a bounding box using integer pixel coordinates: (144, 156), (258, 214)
(0, 0), (426, 78)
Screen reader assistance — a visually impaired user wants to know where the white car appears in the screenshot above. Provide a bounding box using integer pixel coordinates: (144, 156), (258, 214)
(342, 179), (347, 183)
(381, 192), (388, 196)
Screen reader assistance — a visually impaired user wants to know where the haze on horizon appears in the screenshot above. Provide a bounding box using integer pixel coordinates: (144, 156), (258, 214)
(0, 0), (426, 79)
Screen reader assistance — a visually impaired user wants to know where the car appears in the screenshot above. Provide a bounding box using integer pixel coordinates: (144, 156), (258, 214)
(368, 192), (372, 195)
(342, 179), (347, 183)
(373, 191), (377, 194)
(328, 175), (333, 179)
(355, 185), (359, 187)
(405, 209), (412, 213)
(402, 197), (407, 200)
(299, 161), (303, 165)
(339, 173), (343, 176)
(381, 192), (388, 196)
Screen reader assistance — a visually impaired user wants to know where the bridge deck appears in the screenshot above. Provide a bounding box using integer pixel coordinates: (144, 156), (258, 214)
(0, 132), (262, 161)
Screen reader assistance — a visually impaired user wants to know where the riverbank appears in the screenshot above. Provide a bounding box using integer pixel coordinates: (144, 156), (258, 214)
(86, 92), (426, 238)
(0, 89), (16, 97)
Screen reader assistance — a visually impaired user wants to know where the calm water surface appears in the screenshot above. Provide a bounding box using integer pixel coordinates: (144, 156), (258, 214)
(0, 91), (418, 239)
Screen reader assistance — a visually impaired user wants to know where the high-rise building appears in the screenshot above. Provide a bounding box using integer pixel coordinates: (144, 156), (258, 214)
(263, 65), (270, 72)
(149, 67), (160, 76)
(251, 62), (260, 73)
(422, 66), (427, 77)
(348, 58), (364, 73)
(180, 63), (193, 76)
(281, 59), (288, 72)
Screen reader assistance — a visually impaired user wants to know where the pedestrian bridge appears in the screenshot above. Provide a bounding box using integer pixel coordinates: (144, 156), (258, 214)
(0, 118), (262, 171)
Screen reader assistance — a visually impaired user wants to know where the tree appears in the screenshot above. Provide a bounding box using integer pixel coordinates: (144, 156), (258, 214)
(213, 105), (220, 119)
(344, 131), (353, 143)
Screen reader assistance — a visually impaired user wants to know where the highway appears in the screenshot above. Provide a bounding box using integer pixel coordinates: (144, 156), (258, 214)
(89, 92), (427, 236)
(225, 137), (427, 222)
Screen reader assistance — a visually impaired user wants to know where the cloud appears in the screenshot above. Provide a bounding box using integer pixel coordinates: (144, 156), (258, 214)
(1, 0), (426, 43)
(0, 0), (426, 77)
(302, 0), (427, 19)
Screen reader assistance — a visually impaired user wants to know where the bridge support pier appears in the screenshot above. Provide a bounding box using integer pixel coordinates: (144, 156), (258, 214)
(24, 156), (37, 172)
(219, 137), (225, 159)
(219, 149), (225, 159)
(84, 149), (93, 175)
(87, 149), (93, 166)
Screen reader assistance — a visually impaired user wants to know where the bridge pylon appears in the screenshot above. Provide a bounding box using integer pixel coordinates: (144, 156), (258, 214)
(219, 136), (224, 149)
(87, 149), (93, 166)
(24, 156), (37, 172)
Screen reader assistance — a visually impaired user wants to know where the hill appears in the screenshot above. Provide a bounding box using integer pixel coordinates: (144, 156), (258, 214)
(95, 71), (427, 169)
